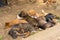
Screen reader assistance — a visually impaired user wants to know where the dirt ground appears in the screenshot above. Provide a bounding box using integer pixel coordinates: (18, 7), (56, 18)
(0, 0), (60, 40)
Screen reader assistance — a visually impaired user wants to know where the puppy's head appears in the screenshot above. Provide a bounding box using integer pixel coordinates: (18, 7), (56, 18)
(19, 10), (28, 18)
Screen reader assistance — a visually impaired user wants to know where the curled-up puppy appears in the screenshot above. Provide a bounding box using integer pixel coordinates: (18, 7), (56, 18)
(5, 10), (28, 29)
(8, 23), (35, 39)
(45, 13), (58, 26)
(18, 10), (39, 29)
(36, 16), (52, 30)
(5, 19), (28, 29)
(41, 10), (58, 27)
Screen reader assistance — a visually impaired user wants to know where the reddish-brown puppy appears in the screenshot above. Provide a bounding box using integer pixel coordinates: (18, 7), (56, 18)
(5, 19), (28, 29)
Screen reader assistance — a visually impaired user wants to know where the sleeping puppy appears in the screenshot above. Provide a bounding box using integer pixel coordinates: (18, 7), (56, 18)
(45, 13), (58, 26)
(40, 10), (58, 27)
(41, 9), (58, 23)
(36, 16), (52, 30)
(18, 10), (39, 29)
(8, 23), (35, 39)
(5, 10), (29, 29)
(5, 19), (28, 29)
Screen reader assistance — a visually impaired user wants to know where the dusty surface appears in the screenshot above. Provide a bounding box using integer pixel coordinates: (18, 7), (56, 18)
(0, 0), (60, 40)
(22, 23), (60, 40)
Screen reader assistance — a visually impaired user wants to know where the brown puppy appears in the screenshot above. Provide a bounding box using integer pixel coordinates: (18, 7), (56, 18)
(5, 19), (28, 29)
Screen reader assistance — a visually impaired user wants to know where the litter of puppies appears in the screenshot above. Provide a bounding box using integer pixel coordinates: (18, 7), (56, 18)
(5, 10), (59, 39)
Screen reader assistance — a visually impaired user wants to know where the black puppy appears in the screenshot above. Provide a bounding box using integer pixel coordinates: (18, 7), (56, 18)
(36, 16), (52, 30)
(45, 13), (57, 26)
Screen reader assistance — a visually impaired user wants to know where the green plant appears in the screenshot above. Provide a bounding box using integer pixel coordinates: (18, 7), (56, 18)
(0, 35), (3, 40)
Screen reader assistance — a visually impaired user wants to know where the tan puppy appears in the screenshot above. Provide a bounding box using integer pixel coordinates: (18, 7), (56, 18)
(5, 19), (28, 29)
(27, 10), (45, 18)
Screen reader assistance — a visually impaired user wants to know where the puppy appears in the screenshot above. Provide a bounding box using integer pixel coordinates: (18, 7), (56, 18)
(5, 18), (28, 29)
(45, 13), (58, 26)
(40, 10), (57, 27)
(18, 10), (39, 29)
(36, 16), (52, 30)
(8, 23), (35, 39)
